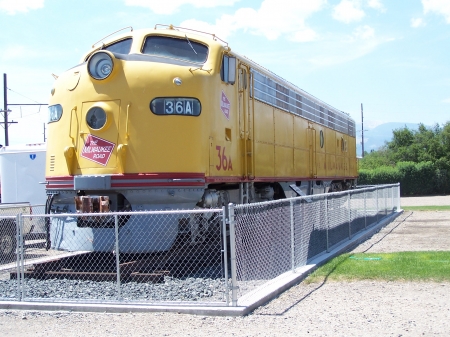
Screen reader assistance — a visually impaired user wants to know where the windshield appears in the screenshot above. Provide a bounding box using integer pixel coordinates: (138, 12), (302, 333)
(142, 36), (208, 64)
(104, 38), (132, 54)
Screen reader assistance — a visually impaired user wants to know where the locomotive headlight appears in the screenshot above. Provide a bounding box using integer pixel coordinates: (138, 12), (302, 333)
(87, 51), (114, 80)
(48, 104), (63, 123)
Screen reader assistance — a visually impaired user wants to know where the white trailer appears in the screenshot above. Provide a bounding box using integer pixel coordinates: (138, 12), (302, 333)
(0, 144), (47, 261)
(0, 143), (47, 205)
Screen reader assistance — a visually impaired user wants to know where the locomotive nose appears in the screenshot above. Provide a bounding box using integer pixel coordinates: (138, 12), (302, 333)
(73, 100), (122, 170)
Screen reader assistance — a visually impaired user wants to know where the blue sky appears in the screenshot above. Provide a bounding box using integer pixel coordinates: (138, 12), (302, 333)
(0, 0), (449, 146)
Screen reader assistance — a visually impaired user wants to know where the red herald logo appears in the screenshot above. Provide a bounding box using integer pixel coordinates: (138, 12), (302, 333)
(81, 134), (115, 166)
(220, 91), (230, 120)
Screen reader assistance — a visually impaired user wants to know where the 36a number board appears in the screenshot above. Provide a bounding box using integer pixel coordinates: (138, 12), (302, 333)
(150, 97), (201, 116)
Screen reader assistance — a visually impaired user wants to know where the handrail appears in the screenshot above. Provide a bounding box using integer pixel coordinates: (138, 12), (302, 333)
(91, 26), (133, 48)
(154, 24), (228, 46)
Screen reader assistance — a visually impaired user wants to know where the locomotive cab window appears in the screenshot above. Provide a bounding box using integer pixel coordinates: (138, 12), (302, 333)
(142, 36), (208, 64)
(104, 38), (132, 54)
(221, 55), (236, 84)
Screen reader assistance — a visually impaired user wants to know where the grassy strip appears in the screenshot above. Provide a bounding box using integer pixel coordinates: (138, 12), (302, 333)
(402, 205), (450, 211)
(305, 251), (450, 284)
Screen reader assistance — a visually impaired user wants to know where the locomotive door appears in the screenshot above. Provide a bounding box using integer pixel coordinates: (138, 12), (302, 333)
(308, 125), (317, 178)
(238, 63), (254, 179)
(76, 100), (121, 169)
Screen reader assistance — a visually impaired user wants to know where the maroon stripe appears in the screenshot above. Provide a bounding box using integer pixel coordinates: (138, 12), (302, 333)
(111, 182), (204, 188)
(46, 184), (74, 189)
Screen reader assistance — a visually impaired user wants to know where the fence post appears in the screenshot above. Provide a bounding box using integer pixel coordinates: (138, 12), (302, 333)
(348, 191), (352, 240)
(376, 186), (379, 223)
(228, 203), (238, 307)
(391, 185), (394, 213)
(15, 214), (22, 300)
(290, 199), (295, 271)
(364, 189), (367, 229)
(325, 195), (329, 253)
(222, 206), (230, 306)
(385, 187), (387, 216)
(114, 214), (121, 300)
(397, 183), (401, 211)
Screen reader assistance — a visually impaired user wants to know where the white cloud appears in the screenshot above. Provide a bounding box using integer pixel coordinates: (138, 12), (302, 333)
(443, 98), (450, 103)
(0, 0), (44, 15)
(366, 0), (385, 12)
(1, 45), (27, 60)
(180, 0), (326, 42)
(352, 25), (375, 39)
(422, 0), (450, 23)
(411, 17), (426, 28)
(309, 25), (393, 66)
(333, 0), (365, 24)
(124, 0), (240, 15)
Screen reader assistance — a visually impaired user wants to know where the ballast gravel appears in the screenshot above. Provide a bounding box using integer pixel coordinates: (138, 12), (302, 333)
(1, 196), (450, 336)
(0, 277), (227, 302)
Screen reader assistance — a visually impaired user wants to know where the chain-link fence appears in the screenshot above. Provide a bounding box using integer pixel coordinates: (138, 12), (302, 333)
(0, 184), (400, 307)
(1, 208), (229, 305)
(229, 184), (400, 304)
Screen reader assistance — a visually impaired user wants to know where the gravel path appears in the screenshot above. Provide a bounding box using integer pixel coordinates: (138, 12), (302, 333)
(1, 200), (449, 336)
(401, 195), (450, 206)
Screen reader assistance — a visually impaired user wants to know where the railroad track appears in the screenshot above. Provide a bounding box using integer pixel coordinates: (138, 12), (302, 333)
(7, 234), (224, 283)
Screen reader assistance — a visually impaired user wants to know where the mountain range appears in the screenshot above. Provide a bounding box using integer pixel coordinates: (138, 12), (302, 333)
(356, 122), (420, 157)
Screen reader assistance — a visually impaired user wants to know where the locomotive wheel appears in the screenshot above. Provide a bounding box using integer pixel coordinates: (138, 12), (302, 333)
(0, 220), (17, 262)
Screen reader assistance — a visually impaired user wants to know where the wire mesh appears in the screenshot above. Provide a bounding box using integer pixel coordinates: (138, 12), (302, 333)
(230, 184), (401, 303)
(0, 214), (20, 301)
(232, 200), (292, 297)
(0, 208), (228, 304)
(327, 192), (350, 249)
(350, 189), (367, 236)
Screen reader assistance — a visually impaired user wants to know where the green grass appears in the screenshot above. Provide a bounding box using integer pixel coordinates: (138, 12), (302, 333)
(402, 205), (450, 211)
(305, 251), (450, 284)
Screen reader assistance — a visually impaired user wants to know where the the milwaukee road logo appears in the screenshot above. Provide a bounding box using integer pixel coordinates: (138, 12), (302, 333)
(81, 134), (115, 166)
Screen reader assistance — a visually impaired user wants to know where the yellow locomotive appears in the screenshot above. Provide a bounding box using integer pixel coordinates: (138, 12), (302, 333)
(46, 25), (357, 252)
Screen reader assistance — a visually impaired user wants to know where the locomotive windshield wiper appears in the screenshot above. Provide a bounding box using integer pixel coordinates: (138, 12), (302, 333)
(185, 35), (197, 55)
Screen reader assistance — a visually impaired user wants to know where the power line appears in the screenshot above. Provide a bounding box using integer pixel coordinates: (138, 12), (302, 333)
(7, 87), (43, 104)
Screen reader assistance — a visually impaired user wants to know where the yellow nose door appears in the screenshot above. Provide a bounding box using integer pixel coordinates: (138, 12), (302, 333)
(76, 100), (121, 169)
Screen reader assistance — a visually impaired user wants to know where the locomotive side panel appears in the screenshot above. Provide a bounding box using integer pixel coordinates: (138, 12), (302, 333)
(314, 125), (326, 178)
(348, 134), (357, 177)
(274, 109), (294, 178)
(253, 103), (275, 178)
(293, 116), (310, 178)
(325, 128), (336, 177)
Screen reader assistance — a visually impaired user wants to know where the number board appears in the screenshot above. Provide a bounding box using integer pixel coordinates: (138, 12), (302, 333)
(150, 97), (201, 116)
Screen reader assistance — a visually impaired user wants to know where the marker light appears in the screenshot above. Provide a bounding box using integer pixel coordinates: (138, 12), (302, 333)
(48, 104), (63, 123)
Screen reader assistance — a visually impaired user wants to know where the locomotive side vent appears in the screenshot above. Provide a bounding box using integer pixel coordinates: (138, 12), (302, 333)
(49, 155), (56, 171)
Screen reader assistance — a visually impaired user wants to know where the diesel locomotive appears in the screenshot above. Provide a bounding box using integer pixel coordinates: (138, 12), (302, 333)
(45, 25), (357, 252)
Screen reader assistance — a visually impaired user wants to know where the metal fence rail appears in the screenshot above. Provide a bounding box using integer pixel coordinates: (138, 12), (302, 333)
(0, 184), (400, 307)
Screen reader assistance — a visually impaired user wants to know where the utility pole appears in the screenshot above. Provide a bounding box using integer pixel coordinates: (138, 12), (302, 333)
(361, 103), (364, 158)
(2, 73), (12, 146)
(1, 73), (47, 145)
(1, 73), (17, 146)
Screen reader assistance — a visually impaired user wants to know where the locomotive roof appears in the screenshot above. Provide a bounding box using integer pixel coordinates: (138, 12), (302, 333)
(81, 25), (355, 130)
